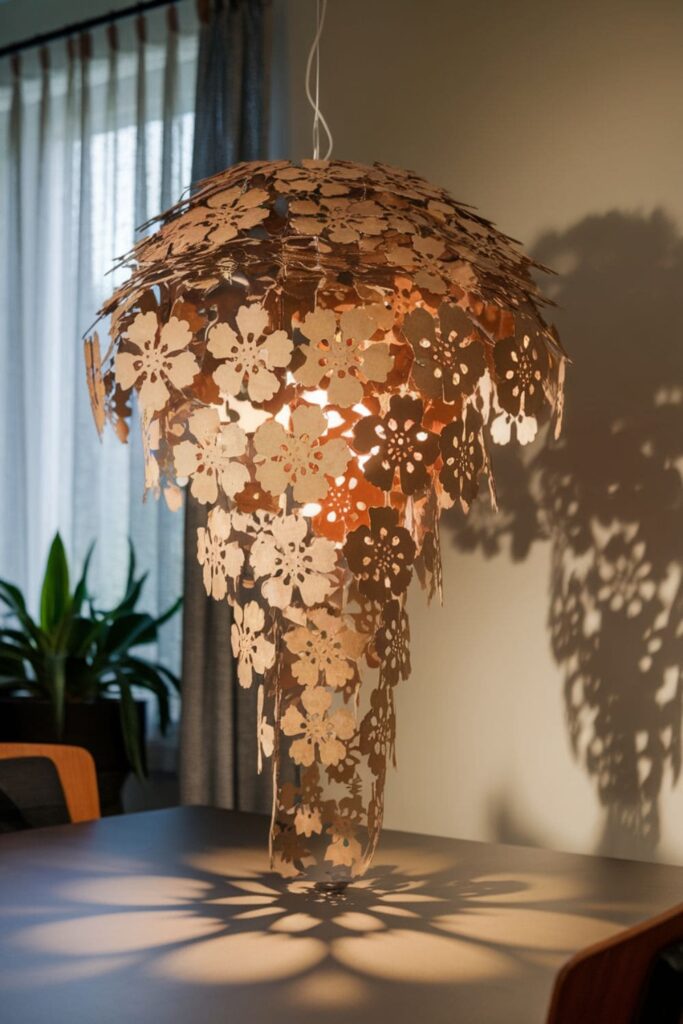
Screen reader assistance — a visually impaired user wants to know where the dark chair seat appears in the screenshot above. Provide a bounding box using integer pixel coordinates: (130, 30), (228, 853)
(0, 756), (70, 832)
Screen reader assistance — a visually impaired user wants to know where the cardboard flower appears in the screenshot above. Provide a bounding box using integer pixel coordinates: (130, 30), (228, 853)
(204, 185), (269, 245)
(196, 508), (244, 601)
(404, 303), (486, 403)
(344, 506), (416, 601)
(291, 197), (384, 243)
(254, 405), (351, 503)
(250, 513), (337, 608)
(491, 317), (551, 445)
(174, 408), (249, 504)
(374, 599), (411, 686)
(281, 686), (355, 767)
(257, 684), (275, 774)
(230, 600), (276, 688)
(208, 304), (293, 404)
(294, 307), (393, 408)
(439, 408), (485, 507)
(284, 609), (367, 688)
(353, 394), (439, 495)
(273, 159), (366, 195)
(115, 311), (198, 413)
(325, 813), (363, 869)
(360, 686), (395, 778)
(313, 462), (385, 542)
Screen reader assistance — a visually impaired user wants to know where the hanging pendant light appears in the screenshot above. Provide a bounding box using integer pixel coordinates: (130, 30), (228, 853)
(86, 1), (567, 885)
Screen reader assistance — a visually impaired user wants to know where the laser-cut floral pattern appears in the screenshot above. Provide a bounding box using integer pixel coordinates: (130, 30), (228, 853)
(353, 394), (439, 495)
(281, 687), (356, 768)
(344, 506), (416, 601)
(115, 311), (198, 413)
(231, 600), (276, 689)
(174, 408), (249, 504)
(439, 408), (486, 508)
(208, 304), (293, 404)
(253, 404), (351, 503)
(404, 303), (486, 403)
(293, 307), (393, 408)
(283, 608), (367, 689)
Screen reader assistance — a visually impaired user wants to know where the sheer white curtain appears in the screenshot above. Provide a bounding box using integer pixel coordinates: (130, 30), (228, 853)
(0, 7), (198, 681)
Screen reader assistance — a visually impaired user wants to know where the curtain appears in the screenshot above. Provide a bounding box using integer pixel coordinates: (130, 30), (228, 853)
(180, 0), (273, 811)
(0, 7), (199, 745)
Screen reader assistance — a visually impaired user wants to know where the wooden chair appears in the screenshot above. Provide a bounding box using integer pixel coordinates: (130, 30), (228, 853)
(0, 743), (100, 824)
(546, 900), (683, 1023)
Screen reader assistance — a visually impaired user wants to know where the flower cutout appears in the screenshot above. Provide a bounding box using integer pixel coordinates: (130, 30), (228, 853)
(325, 813), (363, 870)
(295, 804), (323, 837)
(204, 185), (269, 245)
(290, 197), (384, 244)
(353, 394), (439, 495)
(344, 506), (416, 602)
(173, 407), (249, 504)
(115, 311), (198, 413)
(207, 304), (293, 404)
(253, 405), (351, 503)
(375, 600), (411, 686)
(196, 508), (244, 601)
(403, 303), (486, 402)
(273, 160), (366, 195)
(257, 684), (275, 774)
(439, 408), (485, 507)
(313, 463), (385, 543)
(281, 686), (355, 767)
(386, 235), (466, 294)
(491, 317), (550, 445)
(360, 685), (395, 777)
(293, 307), (393, 408)
(250, 513), (337, 608)
(284, 608), (367, 689)
(231, 600), (276, 688)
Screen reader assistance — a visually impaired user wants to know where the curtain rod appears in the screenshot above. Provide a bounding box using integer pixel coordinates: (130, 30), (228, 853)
(0, 0), (180, 61)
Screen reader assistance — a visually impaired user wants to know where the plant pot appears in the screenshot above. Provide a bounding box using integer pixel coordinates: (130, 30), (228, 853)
(0, 697), (146, 816)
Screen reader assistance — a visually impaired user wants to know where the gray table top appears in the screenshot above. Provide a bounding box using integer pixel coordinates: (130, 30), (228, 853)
(0, 806), (682, 1024)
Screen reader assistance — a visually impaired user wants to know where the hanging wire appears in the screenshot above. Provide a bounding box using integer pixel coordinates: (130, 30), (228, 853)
(304, 0), (333, 160)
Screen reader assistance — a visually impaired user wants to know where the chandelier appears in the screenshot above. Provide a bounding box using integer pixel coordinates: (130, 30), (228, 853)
(86, 7), (566, 887)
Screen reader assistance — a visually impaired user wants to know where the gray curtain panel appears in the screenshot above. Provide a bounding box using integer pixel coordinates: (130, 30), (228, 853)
(180, 0), (273, 812)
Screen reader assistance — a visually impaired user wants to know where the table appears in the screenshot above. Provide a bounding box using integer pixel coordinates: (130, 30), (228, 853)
(0, 807), (681, 1023)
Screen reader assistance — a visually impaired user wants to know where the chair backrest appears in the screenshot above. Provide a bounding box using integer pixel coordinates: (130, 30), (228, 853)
(0, 743), (100, 824)
(546, 900), (683, 1023)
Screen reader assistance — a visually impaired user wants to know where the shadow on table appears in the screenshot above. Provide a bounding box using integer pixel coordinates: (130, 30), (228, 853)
(444, 209), (683, 861)
(0, 831), (634, 1014)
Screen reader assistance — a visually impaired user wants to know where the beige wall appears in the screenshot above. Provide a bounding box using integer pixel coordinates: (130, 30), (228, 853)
(287, 0), (683, 863)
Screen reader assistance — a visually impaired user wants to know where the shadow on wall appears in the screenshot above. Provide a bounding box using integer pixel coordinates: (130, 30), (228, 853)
(446, 210), (683, 860)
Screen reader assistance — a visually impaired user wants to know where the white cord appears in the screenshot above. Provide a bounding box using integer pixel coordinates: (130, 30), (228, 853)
(304, 0), (333, 160)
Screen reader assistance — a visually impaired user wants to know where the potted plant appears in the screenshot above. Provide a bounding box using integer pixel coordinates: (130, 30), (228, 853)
(0, 534), (181, 814)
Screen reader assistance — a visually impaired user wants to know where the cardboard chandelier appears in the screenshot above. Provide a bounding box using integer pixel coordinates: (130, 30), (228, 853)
(87, 159), (566, 883)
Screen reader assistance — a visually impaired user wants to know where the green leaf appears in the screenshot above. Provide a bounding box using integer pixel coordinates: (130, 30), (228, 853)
(118, 683), (145, 778)
(111, 573), (148, 619)
(149, 596), (183, 635)
(0, 581), (46, 648)
(119, 657), (171, 734)
(40, 534), (71, 638)
(67, 615), (107, 658)
(46, 654), (66, 735)
(0, 640), (42, 674)
(97, 613), (157, 661)
(73, 542), (95, 613)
